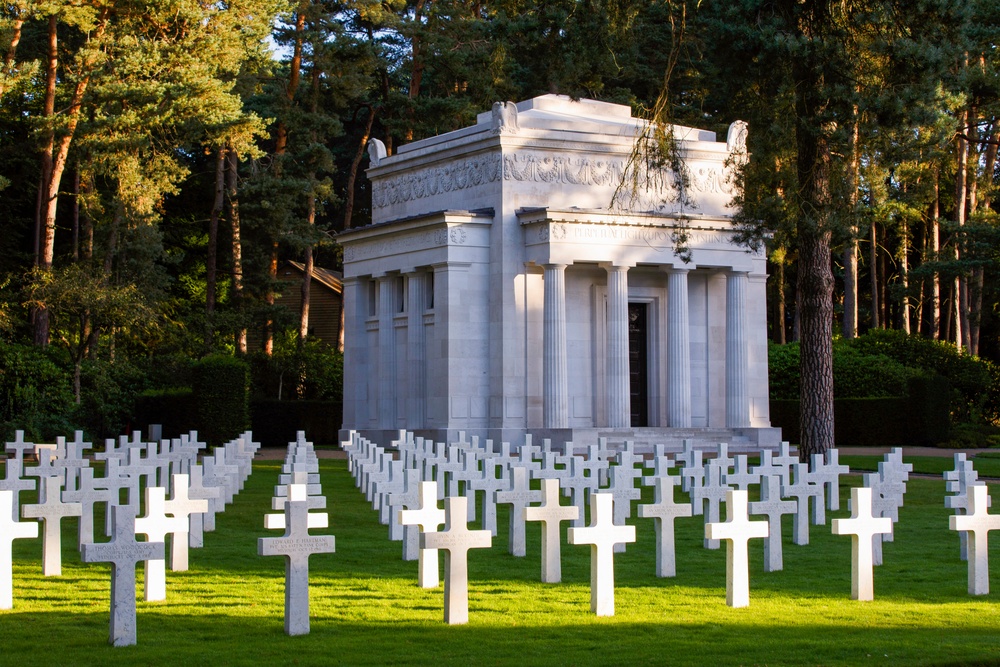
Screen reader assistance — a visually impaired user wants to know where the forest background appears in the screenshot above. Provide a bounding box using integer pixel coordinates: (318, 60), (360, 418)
(2, 0), (1000, 449)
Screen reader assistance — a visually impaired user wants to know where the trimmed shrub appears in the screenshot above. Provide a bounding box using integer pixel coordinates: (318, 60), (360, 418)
(75, 359), (148, 440)
(768, 340), (917, 399)
(250, 399), (342, 448)
(770, 383), (950, 448)
(844, 329), (999, 424)
(906, 375), (952, 446)
(134, 388), (197, 438)
(191, 355), (249, 446)
(0, 342), (75, 441)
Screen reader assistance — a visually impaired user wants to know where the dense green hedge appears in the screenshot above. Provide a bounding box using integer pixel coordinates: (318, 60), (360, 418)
(134, 388), (198, 437)
(250, 399), (342, 447)
(771, 375), (951, 447)
(769, 330), (1000, 427)
(191, 355), (249, 446)
(0, 342), (75, 441)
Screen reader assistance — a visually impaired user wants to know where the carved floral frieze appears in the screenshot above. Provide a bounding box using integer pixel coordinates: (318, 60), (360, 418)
(371, 151), (736, 208)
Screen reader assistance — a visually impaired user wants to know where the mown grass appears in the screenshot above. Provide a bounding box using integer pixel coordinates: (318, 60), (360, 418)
(840, 454), (1000, 479)
(3, 456), (1000, 666)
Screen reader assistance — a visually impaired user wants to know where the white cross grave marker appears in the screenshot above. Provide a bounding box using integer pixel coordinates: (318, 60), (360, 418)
(749, 474), (797, 572)
(21, 475), (81, 576)
(496, 466), (542, 557)
(421, 495), (492, 625)
(949, 484), (1000, 596)
(0, 454), (36, 520)
(637, 475), (692, 577)
(258, 484), (336, 636)
(831, 486), (893, 601)
(163, 474), (209, 571)
(524, 478), (579, 583)
(0, 489), (38, 609)
(705, 489), (769, 608)
(80, 504), (165, 646)
(135, 486), (188, 601)
(399, 481), (446, 588)
(782, 462), (822, 545)
(566, 492), (636, 616)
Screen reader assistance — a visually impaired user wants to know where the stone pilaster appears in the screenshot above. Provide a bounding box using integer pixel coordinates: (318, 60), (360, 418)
(543, 263), (569, 428)
(667, 267), (692, 427)
(378, 274), (397, 429)
(605, 264), (630, 428)
(727, 270), (751, 427)
(406, 270), (426, 428)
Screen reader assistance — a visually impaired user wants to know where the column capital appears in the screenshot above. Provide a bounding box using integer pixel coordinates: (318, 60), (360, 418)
(663, 264), (691, 275)
(600, 261), (633, 271)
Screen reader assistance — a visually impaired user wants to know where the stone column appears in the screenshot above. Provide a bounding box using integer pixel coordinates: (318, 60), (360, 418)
(727, 270), (751, 428)
(377, 274), (396, 429)
(666, 267), (691, 427)
(340, 277), (361, 427)
(543, 263), (569, 428)
(406, 271), (426, 429)
(605, 264), (630, 428)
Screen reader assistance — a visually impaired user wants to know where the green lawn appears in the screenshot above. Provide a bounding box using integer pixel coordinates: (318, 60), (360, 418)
(4, 456), (1000, 666)
(840, 454), (1000, 479)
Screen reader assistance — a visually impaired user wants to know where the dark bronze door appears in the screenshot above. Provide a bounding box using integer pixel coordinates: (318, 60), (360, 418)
(628, 303), (648, 427)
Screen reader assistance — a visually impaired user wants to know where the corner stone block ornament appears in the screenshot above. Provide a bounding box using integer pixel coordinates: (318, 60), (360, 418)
(949, 484), (1000, 596)
(399, 481), (446, 588)
(0, 489), (39, 609)
(80, 504), (165, 647)
(421, 496), (492, 625)
(524, 478), (579, 583)
(705, 489), (769, 608)
(258, 484), (336, 636)
(831, 486), (892, 601)
(567, 492), (636, 616)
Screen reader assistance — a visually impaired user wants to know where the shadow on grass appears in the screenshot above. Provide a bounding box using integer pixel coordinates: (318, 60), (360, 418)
(3, 605), (999, 666)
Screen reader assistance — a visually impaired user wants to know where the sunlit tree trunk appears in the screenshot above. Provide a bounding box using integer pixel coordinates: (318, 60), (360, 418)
(227, 147), (247, 354)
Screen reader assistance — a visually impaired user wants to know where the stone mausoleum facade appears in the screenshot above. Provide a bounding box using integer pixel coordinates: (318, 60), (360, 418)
(338, 95), (780, 451)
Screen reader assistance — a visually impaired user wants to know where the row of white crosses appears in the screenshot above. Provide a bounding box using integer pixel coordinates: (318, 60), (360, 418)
(0, 429), (259, 646)
(258, 432), (336, 636)
(945, 453), (1000, 596)
(344, 431), (939, 612)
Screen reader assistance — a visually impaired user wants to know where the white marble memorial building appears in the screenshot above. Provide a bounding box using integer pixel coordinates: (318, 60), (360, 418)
(338, 95), (779, 450)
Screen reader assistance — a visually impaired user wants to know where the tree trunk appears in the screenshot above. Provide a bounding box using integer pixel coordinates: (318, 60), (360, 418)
(0, 13), (25, 99)
(300, 198), (315, 345)
(793, 58), (836, 459)
(843, 104), (859, 338)
(32, 11), (106, 346)
(869, 220), (879, 330)
(205, 147), (225, 352)
(931, 170), (941, 340)
(343, 105), (377, 231)
(775, 256), (786, 344)
(405, 0), (428, 141)
(955, 107), (969, 352)
(901, 217), (910, 334)
(226, 147), (247, 355)
(32, 15), (58, 346)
